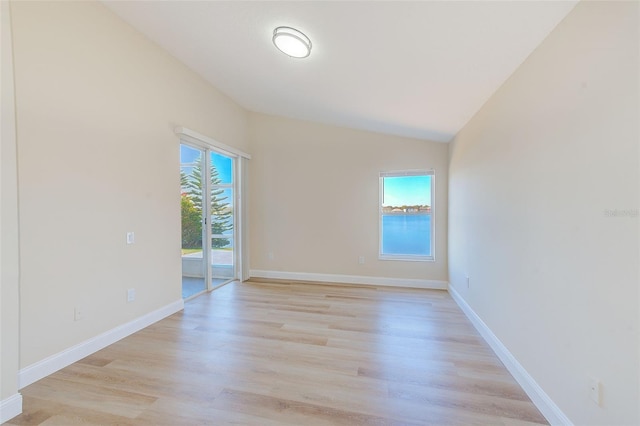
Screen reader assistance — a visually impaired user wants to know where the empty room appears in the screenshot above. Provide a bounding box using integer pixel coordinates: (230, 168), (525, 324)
(1, 1), (638, 425)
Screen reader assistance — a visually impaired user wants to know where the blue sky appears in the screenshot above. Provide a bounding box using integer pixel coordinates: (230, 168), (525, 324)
(382, 175), (431, 206)
(180, 145), (233, 184)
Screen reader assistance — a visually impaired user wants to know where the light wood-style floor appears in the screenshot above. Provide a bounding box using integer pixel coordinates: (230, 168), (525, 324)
(8, 280), (548, 425)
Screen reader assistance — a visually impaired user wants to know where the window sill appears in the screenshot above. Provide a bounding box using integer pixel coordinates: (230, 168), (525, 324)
(379, 255), (435, 262)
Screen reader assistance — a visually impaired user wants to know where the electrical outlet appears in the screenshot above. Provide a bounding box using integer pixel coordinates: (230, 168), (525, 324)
(126, 232), (135, 244)
(74, 306), (83, 321)
(589, 377), (601, 406)
(267, 252), (274, 260)
(358, 256), (365, 264)
(127, 288), (136, 302)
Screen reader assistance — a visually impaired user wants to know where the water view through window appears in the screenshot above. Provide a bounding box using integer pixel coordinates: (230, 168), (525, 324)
(380, 172), (433, 259)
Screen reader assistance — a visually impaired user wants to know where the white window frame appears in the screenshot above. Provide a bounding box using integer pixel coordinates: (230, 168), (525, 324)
(379, 170), (435, 262)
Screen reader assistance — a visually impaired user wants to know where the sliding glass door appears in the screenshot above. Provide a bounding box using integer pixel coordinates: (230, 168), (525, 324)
(180, 144), (237, 299)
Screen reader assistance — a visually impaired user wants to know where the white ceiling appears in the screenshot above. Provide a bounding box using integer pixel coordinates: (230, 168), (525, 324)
(104, 1), (577, 143)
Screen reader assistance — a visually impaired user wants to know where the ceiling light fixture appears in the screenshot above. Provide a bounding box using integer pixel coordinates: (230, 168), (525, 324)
(272, 26), (312, 58)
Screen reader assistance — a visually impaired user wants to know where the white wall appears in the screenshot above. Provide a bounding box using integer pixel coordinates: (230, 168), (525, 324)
(1, 0), (22, 417)
(10, 0), (248, 369)
(448, 2), (639, 425)
(249, 112), (448, 285)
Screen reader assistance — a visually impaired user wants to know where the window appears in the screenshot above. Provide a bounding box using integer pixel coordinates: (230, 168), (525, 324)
(379, 170), (434, 261)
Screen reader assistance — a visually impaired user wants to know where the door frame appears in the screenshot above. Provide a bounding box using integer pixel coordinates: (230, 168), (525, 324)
(177, 127), (251, 290)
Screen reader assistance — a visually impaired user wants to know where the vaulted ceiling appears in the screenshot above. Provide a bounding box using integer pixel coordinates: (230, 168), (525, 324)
(104, 1), (577, 142)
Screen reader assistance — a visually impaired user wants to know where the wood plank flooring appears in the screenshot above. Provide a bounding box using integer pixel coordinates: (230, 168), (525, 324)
(7, 280), (548, 425)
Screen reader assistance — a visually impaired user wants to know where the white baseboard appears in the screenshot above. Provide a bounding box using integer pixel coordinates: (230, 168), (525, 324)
(0, 393), (22, 424)
(249, 269), (448, 290)
(19, 299), (184, 389)
(448, 284), (572, 426)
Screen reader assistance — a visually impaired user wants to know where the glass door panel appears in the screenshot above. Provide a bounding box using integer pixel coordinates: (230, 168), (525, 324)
(209, 151), (235, 288)
(180, 144), (207, 298)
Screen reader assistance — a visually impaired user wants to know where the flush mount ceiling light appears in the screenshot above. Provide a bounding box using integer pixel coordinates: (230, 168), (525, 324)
(272, 26), (312, 58)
